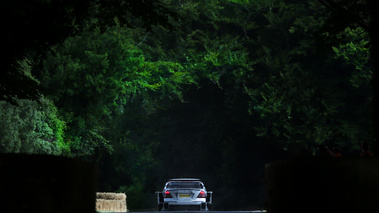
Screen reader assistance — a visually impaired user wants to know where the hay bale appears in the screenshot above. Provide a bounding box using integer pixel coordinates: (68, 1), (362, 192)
(96, 193), (127, 212)
(96, 199), (127, 212)
(97, 192), (127, 200)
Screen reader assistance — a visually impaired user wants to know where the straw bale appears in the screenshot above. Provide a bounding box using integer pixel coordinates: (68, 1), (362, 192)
(97, 192), (127, 200)
(96, 199), (127, 212)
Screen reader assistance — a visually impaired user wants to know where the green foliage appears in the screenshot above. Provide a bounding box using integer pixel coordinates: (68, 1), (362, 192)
(38, 25), (195, 158)
(221, 0), (372, 153)
(0, 98), (65, 155)
(141, 0), (370, 154)
(96, 2), (372, 209)
(0, 59), (66, 155)
(3, 0), (373, 210)
(332, 28), (371, 88)
(2, 0), (179, 103)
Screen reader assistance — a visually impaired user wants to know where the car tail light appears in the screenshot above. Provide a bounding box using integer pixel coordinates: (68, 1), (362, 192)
(164, 190), (173, 198)
(197, 191), (206, 198)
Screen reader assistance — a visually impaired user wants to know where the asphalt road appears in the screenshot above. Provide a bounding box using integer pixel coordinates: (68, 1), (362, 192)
(102, 211), (266, 213)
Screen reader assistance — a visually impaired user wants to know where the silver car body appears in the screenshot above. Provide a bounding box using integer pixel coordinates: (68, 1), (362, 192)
(156, 178), (213, 211)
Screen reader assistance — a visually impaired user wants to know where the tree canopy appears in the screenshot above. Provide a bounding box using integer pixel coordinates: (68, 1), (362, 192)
(0, 0), (374, 210)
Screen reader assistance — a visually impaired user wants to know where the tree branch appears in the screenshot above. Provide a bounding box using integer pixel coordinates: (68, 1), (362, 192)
(136, 32), (151, 47)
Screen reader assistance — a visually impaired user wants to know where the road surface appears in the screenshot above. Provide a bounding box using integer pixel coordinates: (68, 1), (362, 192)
(99, 211), (266, 213)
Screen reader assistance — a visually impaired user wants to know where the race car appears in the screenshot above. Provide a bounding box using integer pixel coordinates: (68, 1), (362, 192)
(156, 178), (213, 211)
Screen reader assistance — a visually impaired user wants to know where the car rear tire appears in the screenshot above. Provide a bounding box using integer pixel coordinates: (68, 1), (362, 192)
(158, 203), (163, 211)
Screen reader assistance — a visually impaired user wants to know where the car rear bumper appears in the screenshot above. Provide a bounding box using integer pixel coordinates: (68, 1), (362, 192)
(163, 201), (208, 211)
(164, 198), (206, 202)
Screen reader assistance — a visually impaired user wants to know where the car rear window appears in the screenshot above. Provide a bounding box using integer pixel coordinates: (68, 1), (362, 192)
(167, 182), (203, 188)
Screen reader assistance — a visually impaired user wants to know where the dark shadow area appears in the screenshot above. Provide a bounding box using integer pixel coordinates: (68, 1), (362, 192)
(265, 156), (379, 213)
(0, 154), (97, 213)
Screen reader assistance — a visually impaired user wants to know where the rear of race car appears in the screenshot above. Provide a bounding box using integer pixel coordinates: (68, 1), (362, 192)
(163, 188), (208, 211)
(156, 179), (212, 211)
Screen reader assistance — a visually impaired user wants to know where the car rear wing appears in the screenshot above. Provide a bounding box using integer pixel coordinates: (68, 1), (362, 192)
(156, 191), (164, 204)
(206, 191), (213, 204)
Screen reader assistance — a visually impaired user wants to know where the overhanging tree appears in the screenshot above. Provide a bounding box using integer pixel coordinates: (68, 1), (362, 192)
(317, 0), (379, 151)
(38, 26), (194, 158)
(1, 0), (178, 104)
